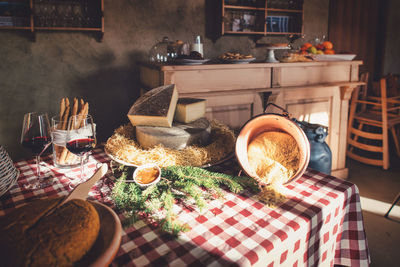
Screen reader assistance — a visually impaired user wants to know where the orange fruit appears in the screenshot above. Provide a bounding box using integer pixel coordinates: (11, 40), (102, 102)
(301, 42), (313, 50)
(324, 49), (335, 54)
(322, 41), (333, 50)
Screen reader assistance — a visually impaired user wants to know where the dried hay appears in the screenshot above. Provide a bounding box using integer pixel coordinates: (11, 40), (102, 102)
(105, 120), (235, 167)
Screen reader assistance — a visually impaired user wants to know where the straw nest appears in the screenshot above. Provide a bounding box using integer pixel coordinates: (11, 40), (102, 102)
(105, 120), (235, 167)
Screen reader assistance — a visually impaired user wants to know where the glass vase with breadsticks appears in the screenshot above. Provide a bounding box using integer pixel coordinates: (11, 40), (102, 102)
(51, 98), (90, 168)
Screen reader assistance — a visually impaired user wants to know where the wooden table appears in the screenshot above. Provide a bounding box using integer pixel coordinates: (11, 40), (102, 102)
(0, 148), (370, 266)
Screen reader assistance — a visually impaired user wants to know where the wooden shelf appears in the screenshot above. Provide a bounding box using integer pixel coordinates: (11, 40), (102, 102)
(267, 8), (303, 13)
(221, 0), (304, 37)
(224, 5), (266, 11)
(267, 31), (302, 35)
(35, 27), (102, 31)
(224, 30), (265, 35)
(0, 26), (31, 30)
(0, 0), (104, 41)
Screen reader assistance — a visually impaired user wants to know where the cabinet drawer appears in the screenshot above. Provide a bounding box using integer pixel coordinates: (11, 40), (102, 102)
(163, 68), (271, 93)
(277, 65), (351, 87)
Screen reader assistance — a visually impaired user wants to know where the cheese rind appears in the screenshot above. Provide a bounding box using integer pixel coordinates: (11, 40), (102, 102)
(127, 84), (178, 127)
(136, 118), (211, 150)
(174, 98), (206, 123)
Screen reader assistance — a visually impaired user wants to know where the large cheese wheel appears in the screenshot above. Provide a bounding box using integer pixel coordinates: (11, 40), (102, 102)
(136, 118), (211, 150)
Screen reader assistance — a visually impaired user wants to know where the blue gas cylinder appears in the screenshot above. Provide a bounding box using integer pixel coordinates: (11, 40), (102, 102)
(298, 121), (332, 174)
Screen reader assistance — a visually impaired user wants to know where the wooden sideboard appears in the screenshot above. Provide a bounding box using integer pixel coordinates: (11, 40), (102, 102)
(139, 60), (363, 179)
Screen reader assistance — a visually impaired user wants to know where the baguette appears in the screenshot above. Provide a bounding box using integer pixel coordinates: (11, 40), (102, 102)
(59, 98), (71, 164)
(55, 98), (65, 161)
(76, 102), (89, 129)
(57, 97), (91, 165)
(64, 100), (87, 164)
(58, 103), (70, 165)
(58, 98), (65, 130)
(72, 98), (78, 120)
(61, 105), (70, 131)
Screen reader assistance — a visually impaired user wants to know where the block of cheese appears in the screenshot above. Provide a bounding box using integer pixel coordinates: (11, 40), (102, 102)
(127, 84), (178, 127)
(136, 117), (211, 150)
(174, 98), (206, 123)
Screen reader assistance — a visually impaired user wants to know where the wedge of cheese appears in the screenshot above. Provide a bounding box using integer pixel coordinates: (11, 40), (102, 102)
(174, 98), (206, 123)
(127, 84), (178, 127)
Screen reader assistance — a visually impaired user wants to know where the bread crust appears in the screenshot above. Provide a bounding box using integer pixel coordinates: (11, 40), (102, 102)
(0, 197), (100, 267)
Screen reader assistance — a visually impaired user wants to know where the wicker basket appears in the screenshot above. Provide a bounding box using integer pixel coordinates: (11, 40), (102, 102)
(0, 145), (19, 197)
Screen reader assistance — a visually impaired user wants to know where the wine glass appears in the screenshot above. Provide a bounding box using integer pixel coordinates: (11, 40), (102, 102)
(20, 112), (52, 189)
(65, 114), (96, 187)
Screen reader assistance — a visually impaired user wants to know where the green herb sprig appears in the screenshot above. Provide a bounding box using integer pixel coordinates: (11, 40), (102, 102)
(111, 165), (259, 236)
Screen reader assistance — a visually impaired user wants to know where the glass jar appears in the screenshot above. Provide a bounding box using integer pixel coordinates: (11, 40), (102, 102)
(149, 36), (178, 63)
(51, 115), (88, 168)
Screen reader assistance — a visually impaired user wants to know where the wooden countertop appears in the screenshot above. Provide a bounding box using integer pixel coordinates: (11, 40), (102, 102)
(139, 60), (363, 71)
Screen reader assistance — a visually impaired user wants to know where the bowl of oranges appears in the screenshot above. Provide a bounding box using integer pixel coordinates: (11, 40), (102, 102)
(298, 41), (356, 61)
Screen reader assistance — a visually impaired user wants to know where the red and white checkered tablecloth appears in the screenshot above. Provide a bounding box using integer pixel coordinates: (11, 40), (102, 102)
(0, 148), (370, 267)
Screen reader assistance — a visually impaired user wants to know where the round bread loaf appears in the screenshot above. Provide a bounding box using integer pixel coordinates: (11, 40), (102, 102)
(0, 197), (100, 267)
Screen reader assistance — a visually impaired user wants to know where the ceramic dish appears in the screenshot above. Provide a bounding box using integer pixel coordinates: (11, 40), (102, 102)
(133, 163), (161, 188)
(176, 58), (210, 65)
(265, 46), (290, 50)
(220, 57), (256, 64)
(76, 201), (122, 267)
(313, 54), (356, 61)
(103, 149), (137, 166)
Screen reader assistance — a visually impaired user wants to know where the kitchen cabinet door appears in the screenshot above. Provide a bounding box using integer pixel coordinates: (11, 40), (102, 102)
(275, 86), (341, 174)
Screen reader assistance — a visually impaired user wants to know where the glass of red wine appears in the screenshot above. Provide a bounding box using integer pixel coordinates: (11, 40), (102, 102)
(20, 112), (52, 189)
(65, 114), (96, 187)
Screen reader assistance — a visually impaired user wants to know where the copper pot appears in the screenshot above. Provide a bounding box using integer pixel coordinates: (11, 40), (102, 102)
(235, 104), (310, 185)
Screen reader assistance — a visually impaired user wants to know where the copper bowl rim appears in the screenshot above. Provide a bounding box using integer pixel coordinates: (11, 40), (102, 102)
(235, 113), (310, 185)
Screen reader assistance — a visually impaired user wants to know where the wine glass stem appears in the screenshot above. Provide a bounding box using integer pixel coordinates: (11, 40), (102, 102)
(36, 155), (41, 178)
(80, 153), (85, 181)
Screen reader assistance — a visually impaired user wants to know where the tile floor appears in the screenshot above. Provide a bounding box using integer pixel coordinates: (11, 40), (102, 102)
(346, 155), (400, 267)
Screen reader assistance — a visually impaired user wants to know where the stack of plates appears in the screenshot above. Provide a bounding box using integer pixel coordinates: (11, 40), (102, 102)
(0, 145), (19, 196)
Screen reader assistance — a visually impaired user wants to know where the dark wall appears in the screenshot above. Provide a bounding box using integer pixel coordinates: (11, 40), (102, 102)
(383, 0), (400, 75)
(0, 0), (329, 160)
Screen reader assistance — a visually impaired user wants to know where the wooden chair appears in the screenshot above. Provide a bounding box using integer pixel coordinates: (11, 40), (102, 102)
(347, 75), (400, 169)
(384, 192), (400, 218)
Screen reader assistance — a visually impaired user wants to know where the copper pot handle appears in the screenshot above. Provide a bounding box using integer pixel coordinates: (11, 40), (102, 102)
(264, 103), (290, 117)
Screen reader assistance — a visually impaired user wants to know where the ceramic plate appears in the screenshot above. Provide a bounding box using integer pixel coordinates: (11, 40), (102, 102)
(76, 201), (122, 267)
(220, 58), (256, 64)
(313, 54), (356, 61)
(265, 46), (290, 50)
(177, 58), (210, 65)
(104, 149), (138, 167)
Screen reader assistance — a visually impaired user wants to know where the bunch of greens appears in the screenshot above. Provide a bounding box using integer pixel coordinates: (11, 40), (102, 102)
(111, 165), (259, 236)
